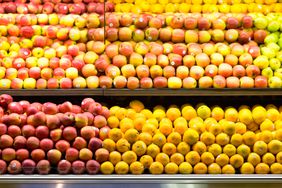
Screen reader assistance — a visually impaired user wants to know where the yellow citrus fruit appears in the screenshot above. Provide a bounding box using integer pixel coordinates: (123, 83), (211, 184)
(115, 161), (129, 174)
(182, 105), (197, 120)
(100, 162), (114, 174)
(225, 107), (238, 122)
(230, 134), (243, 147)
(268, 140), (282, 154)
(259, 130), (273, 143)
(200, 131), (215, 146)
(276, 151), (282, 163)
(116, 108), (127, 120)
(185, 151), (201, 166)
(132, 141), (147, 157)
(255, 163), (270, 174)
(167, 132), (182, 145)
(193, 162), (208, 174)
(201, 152), (215, 165)
(221, 164), (235, 174)
(165, 162), (178, 174)
(107, 116), (120, 128)
(208, 123), (222, 136)
(129, 100), (144, 113)
(170, 153), (184, 165)
(155, 153), (169, 166)
(109, 151), (122, 166)
(153, 109), (166, 122)
(239, 108), (253, 125)
(197, 104), (211, 120)
(211, 106), (224, 121)
(208, 143), (222, 157)
(116, 138), (130, 153)
(189, 117), (205, 133)
(174, 117), (188, 135)
(159, 118), (173, 136)
(162, 142), (177, 156)
(177, 142), (190, 155)
(247, 152), (261, 166)
(133, 116), (146, 131)
(253, 141), (268, 156)
(110, 106), (120, 116)
(270, 163), (282, 174)
(230, 154), (244, 168)
(183, 128), (199, 145)
(139, 132), (153, 145)
(275, 129), (282, 141)
(166, 106), (181, 121)
(240, 162), (254, 174)
(149, 162), (164, 174)
(222, 121), (236, 136)
(252, 106), (267, 124)
(208, 163), (221, 174)
(192, 141), (207, 155)
(216, 153), (229, 167)
(146, 143), (160, 158)
(179, 162), (193, 174)
(122, 151), (137, 165)
(130, 161), (144, 175)
(243, 131), (257, 146)
(267, 108), (280, 122)
(124, 128), (139, 144)
(126, 109), (137, 120)
(108, 128), (123, 142)
(204, 118), (218, 130)
(235, 122), (247, 134)
(120, 118), (134, 133)
(237, 144), (251, 159)
(141, 109), (153, 119)
(260, 119), (275, 131)
(142, 123), (157, 135)
(140, 155), (154, 169)
(216, 133), (230, 146)
(103, 139), (116, 152)
(223, 144), (236, 157)
(262, 153), (276, 165)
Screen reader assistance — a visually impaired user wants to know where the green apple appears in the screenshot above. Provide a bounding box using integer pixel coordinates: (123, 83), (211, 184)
(253, 55), (269, 69)
(254, 17), (268, 29)
(268, 76), (282, 88)
(267, 21), (280, 32)
(267, 43), (280, 52)
(278, 38), (282, 49)
(261, 47), (276, 59)
(276, 51), (282, 62)
(262, 67), (273, 78)
(269, 58), (281, 71)
(274, 68), (282, 79)
(264, 33), (278, 44)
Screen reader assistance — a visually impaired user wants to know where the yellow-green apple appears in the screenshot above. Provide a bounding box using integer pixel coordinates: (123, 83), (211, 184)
(226, 76), (240, 88)
(168, 76), (182, 89)
(134, 42), (149, 55)
(150, 65), (163, 79)
(26, 57), (38, 68)
(217, 43), (230, 56)
(212, 29), (224, 42)
(84, 51), (98, 64)
(86, 14), (100, 28)
(268, 76), (282, 88)
(86, 76), (99, 89)
(23, 78), (36, 89)
(158, 54), (169, 67)
(69, 28), (80, 41)
(121, 64), (136, 78)
(0, 79), (11, 89)
(75, 16), (86, 29)
(66, 67), (78, 79)
(73, 77), (87, 88)
(44, 48), (56, 59)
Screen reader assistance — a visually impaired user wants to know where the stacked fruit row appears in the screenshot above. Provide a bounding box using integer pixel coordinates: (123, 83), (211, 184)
(0, 94), (111, 174)
(1, 11), (282, 89)
(0, 1), (114, 14)
(0, 94), (281, 174)
(111, 0), (282, 14)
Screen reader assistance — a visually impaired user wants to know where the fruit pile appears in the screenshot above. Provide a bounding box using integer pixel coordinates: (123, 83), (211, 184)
(0, 94), (110, 174)
(111, 0), (282, 14)
(0, 1), (282, 89)
(0, 94), (281, 174)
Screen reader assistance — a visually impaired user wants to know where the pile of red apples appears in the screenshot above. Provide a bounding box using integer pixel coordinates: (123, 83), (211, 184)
(0, 94), (110, 174)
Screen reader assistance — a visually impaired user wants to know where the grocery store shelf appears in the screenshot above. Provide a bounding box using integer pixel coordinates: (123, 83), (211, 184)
(0, 175), (281, 184)
(0, 89), (281, 97)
